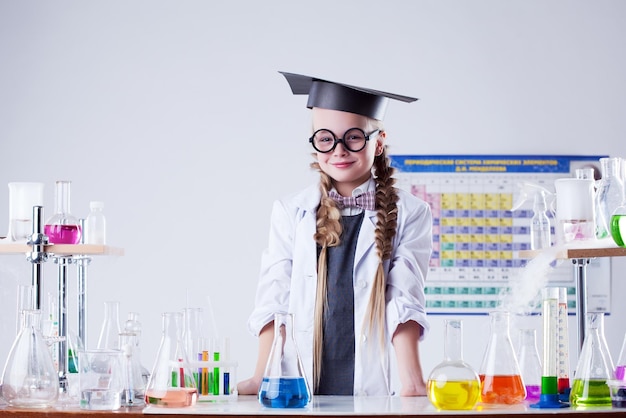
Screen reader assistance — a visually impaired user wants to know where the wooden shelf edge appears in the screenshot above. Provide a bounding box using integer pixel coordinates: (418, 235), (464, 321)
(519, 246), (626, 259)
(0, 242), (124, 256)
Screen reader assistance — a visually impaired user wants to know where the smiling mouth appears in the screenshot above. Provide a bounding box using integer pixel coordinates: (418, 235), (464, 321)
(333, 161), (354, 168)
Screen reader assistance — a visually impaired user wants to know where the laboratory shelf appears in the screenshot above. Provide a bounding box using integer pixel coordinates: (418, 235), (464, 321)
(0, 242), (124, 256)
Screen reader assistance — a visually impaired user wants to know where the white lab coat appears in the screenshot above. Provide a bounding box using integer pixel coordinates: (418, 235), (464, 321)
(247, 183), (432, 396)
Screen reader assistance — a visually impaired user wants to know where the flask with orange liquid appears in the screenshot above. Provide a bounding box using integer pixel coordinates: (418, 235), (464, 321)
(479, 311), (526, 404)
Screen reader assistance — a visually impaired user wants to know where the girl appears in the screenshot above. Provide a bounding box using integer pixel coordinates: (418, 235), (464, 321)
(238, 72), (432, 396)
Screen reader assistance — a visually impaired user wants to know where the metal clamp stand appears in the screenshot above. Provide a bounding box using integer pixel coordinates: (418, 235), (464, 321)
(573, 258), (590, 352)
(26, 206), (47, 309)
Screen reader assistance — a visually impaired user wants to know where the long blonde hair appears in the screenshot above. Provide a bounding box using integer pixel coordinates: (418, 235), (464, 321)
(310, 128), (399, 391)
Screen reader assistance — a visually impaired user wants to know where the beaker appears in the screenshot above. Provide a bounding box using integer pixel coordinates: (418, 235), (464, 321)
(554, 178), (596, 245)
(427, 319), (480, 410)
(478, 311), (526, 404)
(259, 313), (310, 408)
(144, 312), (198, 407)
(596, 157), (625, 239)
(44, 180), (81, 244)
(570, 312), (614, 407)
(6, 182), (44, 242)
(1, 309), (59, 408)
(517, 329), (542, 402)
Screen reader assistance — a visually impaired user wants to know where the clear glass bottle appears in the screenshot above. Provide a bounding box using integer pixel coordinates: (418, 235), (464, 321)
(479, 311), (526, 404)
(570, 312), (614, 406)
(1, 309), (59, 408)
(517, 328), (542, 402)
(427, 319), (480, 410)
(85, 201), (106, 245)
(596, 157), (625, 239)
(97, 301), (121, 350)
(259, 313), (310, 408)
(530, 191), (551, 250)
(119, 331), (146, 407)
(144, 312), (198, 407)
(44, 180), (81, 244)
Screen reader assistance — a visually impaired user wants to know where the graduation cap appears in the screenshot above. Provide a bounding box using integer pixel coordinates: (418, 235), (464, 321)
(279, 71), (418, 121)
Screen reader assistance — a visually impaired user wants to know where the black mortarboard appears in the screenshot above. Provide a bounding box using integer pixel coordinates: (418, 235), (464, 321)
(279, 71), (418, 121)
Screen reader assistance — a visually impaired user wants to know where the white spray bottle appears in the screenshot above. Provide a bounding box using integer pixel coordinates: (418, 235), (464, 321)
(511, 182), (554, 250)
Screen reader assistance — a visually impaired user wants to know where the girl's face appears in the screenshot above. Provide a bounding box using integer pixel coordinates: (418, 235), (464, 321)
(312, 108), (385, 196)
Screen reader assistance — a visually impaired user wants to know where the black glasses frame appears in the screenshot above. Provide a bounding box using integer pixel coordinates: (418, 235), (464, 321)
(309, 128), (380, 153)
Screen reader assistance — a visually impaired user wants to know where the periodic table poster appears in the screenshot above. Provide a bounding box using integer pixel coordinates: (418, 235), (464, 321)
(389, 155), (611, 315)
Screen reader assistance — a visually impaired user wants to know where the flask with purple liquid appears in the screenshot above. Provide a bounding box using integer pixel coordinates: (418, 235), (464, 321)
(44, 180), (81, 244)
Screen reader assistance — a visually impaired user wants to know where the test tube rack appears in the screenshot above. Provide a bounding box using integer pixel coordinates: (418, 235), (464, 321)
(185, 360), (238, 401)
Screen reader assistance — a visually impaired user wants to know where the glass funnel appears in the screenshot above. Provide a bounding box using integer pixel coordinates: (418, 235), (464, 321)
(44, 180), (81, 244)
(427, 319), (480, 410)
(259, 313), (310, 408)
(144, 312), (198, 407)
(478, 311), (526, 404)
(570, 312), (614, 407)
(1, 309), (59, 408)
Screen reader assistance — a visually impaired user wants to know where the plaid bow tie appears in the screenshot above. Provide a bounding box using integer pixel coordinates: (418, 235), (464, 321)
(328, 190), (376, 211)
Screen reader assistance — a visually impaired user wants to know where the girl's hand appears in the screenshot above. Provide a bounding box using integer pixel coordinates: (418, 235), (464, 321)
(237, 376), (262, 395)
(399, 381), (427, 397)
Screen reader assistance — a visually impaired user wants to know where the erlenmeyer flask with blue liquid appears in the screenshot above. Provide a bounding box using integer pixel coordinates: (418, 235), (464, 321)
(259, 313), (310, 408)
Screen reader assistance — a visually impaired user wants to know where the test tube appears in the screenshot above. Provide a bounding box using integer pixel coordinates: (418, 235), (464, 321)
(531, 287), (568, 408)
(557, 288), (571, 397)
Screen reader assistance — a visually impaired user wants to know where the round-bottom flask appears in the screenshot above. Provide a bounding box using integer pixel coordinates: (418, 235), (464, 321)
(570, 312), (614, 407)
(259, 313), (311, 408)
(479, 311), (526, 405)
(427, 319), (480, 410)
(1, 310), (59, 408)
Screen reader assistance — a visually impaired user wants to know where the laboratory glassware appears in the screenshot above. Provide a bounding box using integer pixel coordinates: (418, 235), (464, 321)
(530, 191), (551, 250)
(145, 312), (198, 407)
(610, 202), (626, 247)
(183, 307), (206, 364)
(517, 328), (542, 403)
(614, 332), (626, 382)
(427, 319), (480, 410)
(259, 312), (311, 408)
(85, 201), (106, 244)
(16, 284), (34, 335)
(7, 182), (44, 241)
(119, 331), (146, 407)
(97, 301), (121, 350)
(570, 312), (614, 407)
(595, 157), (625, 239)
(554, 178), (596, 244)
(478, 311), (526, 405)
(530, 288), (568, 408)
(44, 180), (81, 244)
(124, 312), (150, 385)
(1, 309), (59, 408)
(557, 288), (571, 399)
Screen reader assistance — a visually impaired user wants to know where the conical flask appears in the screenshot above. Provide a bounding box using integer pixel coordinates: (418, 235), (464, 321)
(570, 312), (614, 407)
(97, 301), (121, 350)
(144, 312), (198, 407)
(616, 332), (626, 381)
(259, 313), (311, 408)
(1, 309), (59, 408)
(517, 328), (542, 402)
(479, 311), (526, 404)
(596, 157), (625, 239)
(427, 319), (480, 410)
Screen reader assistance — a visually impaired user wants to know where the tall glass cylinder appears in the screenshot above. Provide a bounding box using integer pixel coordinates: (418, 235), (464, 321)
(97, 301), (121, 350)
(44, 180), (81, 244)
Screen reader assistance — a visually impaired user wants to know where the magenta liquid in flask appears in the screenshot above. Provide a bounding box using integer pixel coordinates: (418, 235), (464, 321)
(44, 180), (81, 244)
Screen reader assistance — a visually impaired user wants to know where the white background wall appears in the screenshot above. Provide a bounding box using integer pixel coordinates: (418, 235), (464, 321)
(1, 0), (626, 393)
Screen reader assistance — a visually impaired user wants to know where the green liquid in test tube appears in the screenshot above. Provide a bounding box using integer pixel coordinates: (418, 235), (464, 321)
(530, 287), (568, 408)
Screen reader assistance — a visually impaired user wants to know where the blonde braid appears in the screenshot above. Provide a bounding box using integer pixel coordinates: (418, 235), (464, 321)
(310, 160), (342, 392)
(366, 146), (399, 348)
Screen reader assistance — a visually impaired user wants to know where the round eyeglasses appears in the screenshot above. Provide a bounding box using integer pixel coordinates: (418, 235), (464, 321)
(309, 128), (380, 153)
